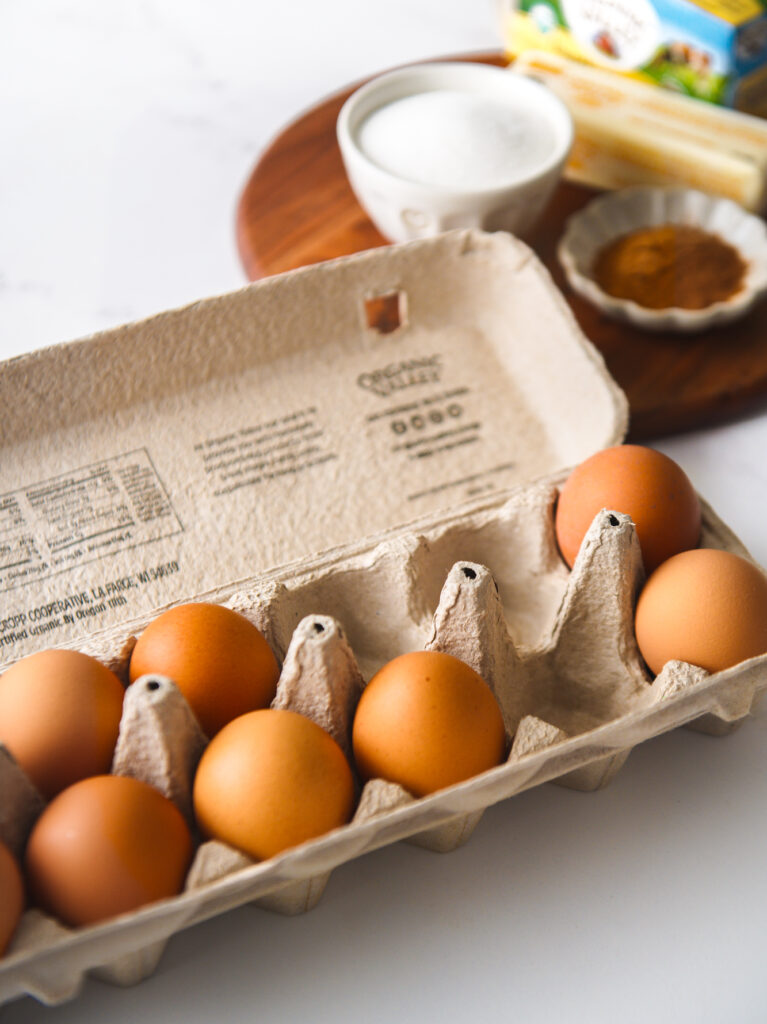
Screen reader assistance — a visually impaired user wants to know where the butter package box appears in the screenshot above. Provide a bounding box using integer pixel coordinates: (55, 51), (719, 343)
(499, 0), (767, 113)
(1, 232), (766, 1008)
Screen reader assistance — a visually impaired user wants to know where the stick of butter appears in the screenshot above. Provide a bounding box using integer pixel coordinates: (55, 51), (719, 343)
(512, 51), (767, 211)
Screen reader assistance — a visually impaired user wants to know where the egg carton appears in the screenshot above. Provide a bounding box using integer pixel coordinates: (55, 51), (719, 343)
(1, 473), (765, 1007)
(1, 229), (764, 1007)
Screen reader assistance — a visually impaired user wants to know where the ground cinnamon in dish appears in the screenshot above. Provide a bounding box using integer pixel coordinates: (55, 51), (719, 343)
(593, 224), (747, 310)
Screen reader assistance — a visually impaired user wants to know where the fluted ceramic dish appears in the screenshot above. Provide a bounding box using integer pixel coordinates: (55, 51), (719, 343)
(558, 187), (767, 333)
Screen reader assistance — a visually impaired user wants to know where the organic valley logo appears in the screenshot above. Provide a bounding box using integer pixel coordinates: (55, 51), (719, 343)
(357, 355), (442, 398)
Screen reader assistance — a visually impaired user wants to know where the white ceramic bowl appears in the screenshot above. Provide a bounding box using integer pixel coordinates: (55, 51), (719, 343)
(558, 187), (767, 333)
(336, 62), (573, 243)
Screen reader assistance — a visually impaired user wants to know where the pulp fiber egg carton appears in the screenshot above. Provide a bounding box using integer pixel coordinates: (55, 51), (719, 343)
(0, 230), (764, 1007)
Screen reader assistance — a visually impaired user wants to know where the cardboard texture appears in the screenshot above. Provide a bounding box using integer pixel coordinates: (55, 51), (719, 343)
(1, 230), (765, 1007)
(0, 229), (624, 665)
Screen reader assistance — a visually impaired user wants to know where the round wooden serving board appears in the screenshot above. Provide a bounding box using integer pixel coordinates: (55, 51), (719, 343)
(236, 53), (767, 442)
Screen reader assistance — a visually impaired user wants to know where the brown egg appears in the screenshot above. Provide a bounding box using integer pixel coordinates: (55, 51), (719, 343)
(0, 649), (125, 799)
(129, 602), (279, 737)
(635, 548), (767, 675)
(25, 775), (193, 928)
(555, 445), (701, 574)
(0, 840), (24, 957)
(352, 651), (506, 797)
(193, 709), (355, 861)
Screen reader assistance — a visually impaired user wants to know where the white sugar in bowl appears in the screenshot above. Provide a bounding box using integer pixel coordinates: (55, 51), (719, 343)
(337, 62), (573, 243)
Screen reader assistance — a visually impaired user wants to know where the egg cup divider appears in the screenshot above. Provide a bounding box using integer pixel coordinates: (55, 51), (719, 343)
(0, 747), (45, 863)
(111, 674), (207, 827)
(3, 473), (767, 1005)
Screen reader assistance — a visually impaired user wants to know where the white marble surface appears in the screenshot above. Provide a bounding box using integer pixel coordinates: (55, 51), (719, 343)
(3, 2), (767, 1021)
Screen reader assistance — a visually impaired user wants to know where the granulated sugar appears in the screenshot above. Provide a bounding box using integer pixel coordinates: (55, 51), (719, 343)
(356, 89), (557, 191)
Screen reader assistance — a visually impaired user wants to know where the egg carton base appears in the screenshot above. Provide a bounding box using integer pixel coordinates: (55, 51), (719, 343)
(686, 711), (748, 737)
(2, 477), (766, 1006)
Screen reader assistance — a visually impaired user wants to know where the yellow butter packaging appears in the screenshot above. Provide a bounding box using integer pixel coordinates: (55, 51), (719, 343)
(499, 0), (767, 113)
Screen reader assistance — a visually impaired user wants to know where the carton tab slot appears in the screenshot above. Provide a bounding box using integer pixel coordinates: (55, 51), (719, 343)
(364, 291), (405, 334)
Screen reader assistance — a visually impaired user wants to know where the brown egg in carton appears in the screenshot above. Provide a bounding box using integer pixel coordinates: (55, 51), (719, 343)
(2, 472), (765, 1008)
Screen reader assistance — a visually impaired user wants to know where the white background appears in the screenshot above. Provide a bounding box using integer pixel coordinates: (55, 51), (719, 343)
(3, 2), (767, 1021)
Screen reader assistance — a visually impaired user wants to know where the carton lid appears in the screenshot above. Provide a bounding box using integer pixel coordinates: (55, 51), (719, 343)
(0, 230), (626, 661)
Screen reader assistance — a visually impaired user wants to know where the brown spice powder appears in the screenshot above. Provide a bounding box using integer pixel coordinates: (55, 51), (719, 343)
(593, 223), (747, 310)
